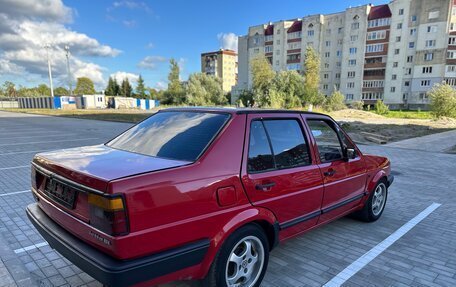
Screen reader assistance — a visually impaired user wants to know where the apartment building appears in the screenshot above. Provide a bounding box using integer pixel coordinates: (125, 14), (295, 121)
(234, 0), (455, 109)
(201, 49), (238, 93)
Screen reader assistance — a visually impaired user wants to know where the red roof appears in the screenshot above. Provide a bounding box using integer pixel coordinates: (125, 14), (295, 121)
(368, 4), (392, 20)
(264, 24), (274, 35)
(287, 20), (302, 33)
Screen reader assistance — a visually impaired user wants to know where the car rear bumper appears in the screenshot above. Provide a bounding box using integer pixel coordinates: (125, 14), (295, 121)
(387, 175), (394, 187)
(26, 203), (210, 287)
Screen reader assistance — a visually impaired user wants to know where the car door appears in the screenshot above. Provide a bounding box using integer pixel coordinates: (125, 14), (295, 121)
(241, 113), (324, 239)
(304, 116), (367, 223)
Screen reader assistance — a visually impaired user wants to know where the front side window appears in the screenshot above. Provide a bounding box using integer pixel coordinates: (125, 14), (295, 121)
(307, 120), (343, 162)
(107, 111), (229, 161)
(248, 119), (311, 173)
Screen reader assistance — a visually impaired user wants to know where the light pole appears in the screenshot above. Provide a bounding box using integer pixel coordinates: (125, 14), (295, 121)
(44, 43), (54, 98)
(64, 45), (73, 95)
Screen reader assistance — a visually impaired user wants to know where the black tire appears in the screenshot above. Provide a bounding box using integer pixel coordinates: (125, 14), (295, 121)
(352, 179), (388, 222)
(203, 224), (269, 287)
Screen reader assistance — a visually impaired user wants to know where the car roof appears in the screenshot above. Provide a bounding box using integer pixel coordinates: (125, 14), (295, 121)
(160, 107), (328, 117)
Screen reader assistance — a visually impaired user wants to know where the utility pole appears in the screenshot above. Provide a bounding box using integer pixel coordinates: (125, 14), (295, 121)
(44, 43), (54, 98)
(64, 45), (73, 95)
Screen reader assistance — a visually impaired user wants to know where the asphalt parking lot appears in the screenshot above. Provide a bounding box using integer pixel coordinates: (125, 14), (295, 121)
(0, 110), (455, 287)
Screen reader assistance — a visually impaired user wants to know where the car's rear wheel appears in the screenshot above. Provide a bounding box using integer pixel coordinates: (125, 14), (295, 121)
(352, 179), (388, 222)
(203, 224), (269, 287)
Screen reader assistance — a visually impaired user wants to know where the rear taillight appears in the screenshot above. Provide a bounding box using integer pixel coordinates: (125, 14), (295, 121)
(88, 193), (128, 236)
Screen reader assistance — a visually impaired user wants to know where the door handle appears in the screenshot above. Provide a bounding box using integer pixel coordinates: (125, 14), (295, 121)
(324, 169), (336, 177)
(255, 182), (276, 191)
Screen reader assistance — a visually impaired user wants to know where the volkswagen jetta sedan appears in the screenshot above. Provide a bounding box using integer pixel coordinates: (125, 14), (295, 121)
(27, 108), (393, 287)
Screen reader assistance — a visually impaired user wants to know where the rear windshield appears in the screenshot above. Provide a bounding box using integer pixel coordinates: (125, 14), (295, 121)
(107, 111), (230, 161)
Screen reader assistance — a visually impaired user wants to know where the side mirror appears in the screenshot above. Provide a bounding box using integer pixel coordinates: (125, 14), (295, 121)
(345, 148), (357, 160)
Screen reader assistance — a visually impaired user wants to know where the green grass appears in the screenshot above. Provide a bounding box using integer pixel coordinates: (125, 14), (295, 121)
(374, 110), (433, 119)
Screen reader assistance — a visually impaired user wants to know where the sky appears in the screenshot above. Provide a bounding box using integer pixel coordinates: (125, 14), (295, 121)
(0, 0), (387, 92)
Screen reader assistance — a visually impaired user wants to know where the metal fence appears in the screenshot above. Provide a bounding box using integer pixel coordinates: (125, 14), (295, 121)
(0, 98), (19, 108)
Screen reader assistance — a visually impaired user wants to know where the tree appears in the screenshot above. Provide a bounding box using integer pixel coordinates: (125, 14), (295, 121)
(105, 77), (119, 96)
(324, 90), (346, 111)
(185, 73), (226, 106)
(303, 46), (324, 106)
(250, 56), (275, 107)
(2, 81), (17, 97)
(428, 83), (456, 118)
(162, 59), (185, 104)
(54, 86), (69, 96)
(271, 70), (305, 108)
(120, 78), (133, 97)
(136, 75), (146, 98)
(74, 77), (95, 94)
(237, 90), (254, 107)
(374, 100), (389, 115)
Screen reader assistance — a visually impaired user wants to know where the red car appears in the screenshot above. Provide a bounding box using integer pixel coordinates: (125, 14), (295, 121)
(27, 108), (393, 287)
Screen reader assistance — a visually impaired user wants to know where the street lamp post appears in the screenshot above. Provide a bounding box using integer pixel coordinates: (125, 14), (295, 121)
(44, 44), (54, 98)
(64, 45), (73, 96)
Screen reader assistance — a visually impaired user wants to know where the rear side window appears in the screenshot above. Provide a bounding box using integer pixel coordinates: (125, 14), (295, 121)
(307, 120), (343, 162)
(107, 112), (229, 161)
(248, 119), (311, 173)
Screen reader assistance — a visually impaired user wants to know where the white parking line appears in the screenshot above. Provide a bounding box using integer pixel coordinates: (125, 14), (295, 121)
(0, 165), (29, 171)
(0, 190), (31, 197)
(323, 202), (441, 287)
(0, 137), (99, 147)
(14, 242), (49, 254)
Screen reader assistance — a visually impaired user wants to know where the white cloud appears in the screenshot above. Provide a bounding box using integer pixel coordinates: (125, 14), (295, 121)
(0, 0), (121, 88)
(217, 32), (238, 52)
(111, 1), (152, 13)
(110, 71), (139, 84)
(145, 42), (154, 49)
(155, 81), (167, 91)
(137, 56), (167, 69)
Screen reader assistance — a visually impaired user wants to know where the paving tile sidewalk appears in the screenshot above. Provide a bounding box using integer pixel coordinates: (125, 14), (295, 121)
(386, 128), (456, 152)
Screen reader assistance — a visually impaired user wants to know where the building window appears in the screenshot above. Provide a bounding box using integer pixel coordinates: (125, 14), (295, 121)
(448, 51), (456, 59)
(447, 65), (456, 72)
(308, 30), (314, 36)
(347, 82), (355, 88)
(325, 41), (331, 47)
(277, 29), (281, 34)
(324, 63), (330, 68)
(336, 50), (342, 57)
(338, 27), (343, 34)
(405, 81), (410, 87)
(421, 80), (431, 87)
(427, 26), (437, 33)
(254, 48), (260, 54)
(323, 84), (329, 90)
(395, 49), (400, 55)
(336, 73), (341, 79)
(410, 28), (417, 36)
(337, 39), (343, 45)
(362, 92), (384, 100)
(288, 31), (302, 39)
(265, 35), (273, 42)
(391, 87), (396, 92)
(288, 42), (301, 50)
(396, 36), (401, 42)
(392, 74), (397, 80)
(346, 94), (354, 100)
(399, 8), (404, 15)
(265, 46), (273, 53)
(350, 35), (358, 41)
(422, 66), (433, 74)
(393, 62), (399, 67)
(367, 30), (386, 40)
(366, 44), (384, 53)
(397, 23), (402, 29)
(351, 22), (360, 30)
(324, 73), (329, 79)
(348, 59), (356, 66)
(348, 71), (356, 78)
(324, 52), (330, 58)
(403, 93), (408, 100)
(409, 42), (415, 48)
(363, 80), (384, 88)
(286, 54), (301, 61)
(286, 63), (301, 70)
(368, 18), (391, 28)
(336, 62), (341, 67)
(451, 23), (456, 31)
(405, 68), (412, 75)
(425, 40), (436, 47)
(349, 47), (357, 54)
(449, 37), (456, 45)
(253, 38), (259, 45)
(411, 15), (417, 22)
(407, 56), (413, 63)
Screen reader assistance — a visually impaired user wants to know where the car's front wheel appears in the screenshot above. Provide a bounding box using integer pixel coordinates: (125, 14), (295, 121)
(203, 224), (269, 287)
(353, 179), (388, 222)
